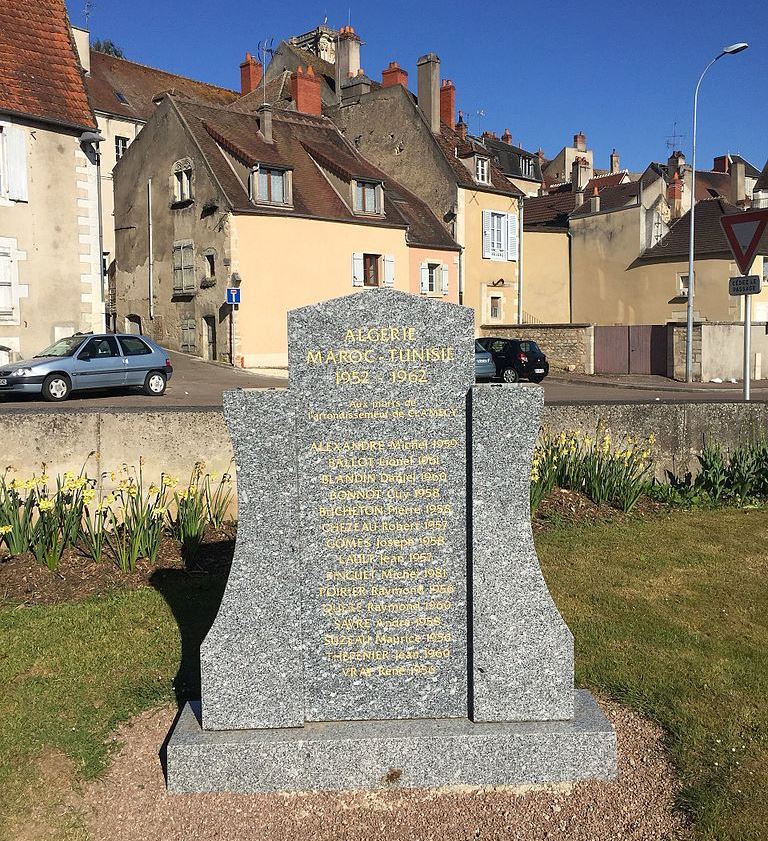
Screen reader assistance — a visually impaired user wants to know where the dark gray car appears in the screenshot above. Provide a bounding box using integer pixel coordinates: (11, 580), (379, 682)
(0, 333), (173, 402)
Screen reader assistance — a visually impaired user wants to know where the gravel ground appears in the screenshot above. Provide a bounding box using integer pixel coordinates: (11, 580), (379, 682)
(77, 698), (690, 841)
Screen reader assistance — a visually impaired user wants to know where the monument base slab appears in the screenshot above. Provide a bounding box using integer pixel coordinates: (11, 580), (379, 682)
(166, 690), (616, 793)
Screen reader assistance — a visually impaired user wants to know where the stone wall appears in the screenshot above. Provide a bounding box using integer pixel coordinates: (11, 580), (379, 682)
(668, 322), (768, 382)
(478, 324), (595, 374)
(6, 398), (768, 494)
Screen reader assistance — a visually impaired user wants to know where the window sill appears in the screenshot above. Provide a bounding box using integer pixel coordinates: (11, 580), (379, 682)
(170, 198), (194, 210)
(254, 200), (294, 209)
(172, 289), (197, 300)
(353, 210), (384, 218)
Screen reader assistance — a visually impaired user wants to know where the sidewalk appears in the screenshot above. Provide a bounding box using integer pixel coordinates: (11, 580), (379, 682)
(548, 371), (768, 393)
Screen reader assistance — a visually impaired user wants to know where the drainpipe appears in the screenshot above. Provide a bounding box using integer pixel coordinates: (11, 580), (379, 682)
(147, 178), (154, 320)
(458, 245), (465, 305)
(517, 197), (524, 324)
(567, 228), (574, 323)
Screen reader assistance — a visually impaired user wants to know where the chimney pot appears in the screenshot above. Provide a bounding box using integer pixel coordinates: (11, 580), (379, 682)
(417, 53), (441, 134)
(609, 148), (620, 174)
(338, 26), (362, 82)
(502, 128), (513, 144)
(573, 130), (587, 152)
(240, 52), (263, 96)
(456, 110), (467, 141)
(291, 64), (322, 116)
(382, 60), (409, 89)
(439, 78), (456, 130)
(731, 158), (746, 204)
(257, 102), (273, 143)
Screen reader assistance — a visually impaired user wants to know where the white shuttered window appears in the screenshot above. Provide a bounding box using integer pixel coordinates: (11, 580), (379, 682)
(482, 210), (518, 262)
(2, 125), (28, 202)
(383, 255), (395, 287)
(0, 246), (13, 317)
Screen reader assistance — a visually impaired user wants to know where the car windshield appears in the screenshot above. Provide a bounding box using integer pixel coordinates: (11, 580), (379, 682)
(33, 336), (84, 358)
(474, 340), (487, 352)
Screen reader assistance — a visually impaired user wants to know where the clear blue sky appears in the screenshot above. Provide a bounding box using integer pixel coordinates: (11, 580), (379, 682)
(70, 0), (767, 174)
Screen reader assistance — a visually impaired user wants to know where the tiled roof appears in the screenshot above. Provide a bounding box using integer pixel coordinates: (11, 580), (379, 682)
(0, 0), (95, 129)
(570, 181), (639, 218)
(228, 72), (293, 114)
(474, 134), (542, 182)
(636, 198), (768, 263)
(434, 124), (523, 197)
(695, 170), (731, 200)
(523, 192), (578, 229)
(584, 171), (628, 192)
(756, 159), (768, 192)
(87, 50), (238, 122)
(173, 100), (459, 250)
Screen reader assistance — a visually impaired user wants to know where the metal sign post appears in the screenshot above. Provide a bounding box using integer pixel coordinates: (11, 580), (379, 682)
(729, 275), (762, 401)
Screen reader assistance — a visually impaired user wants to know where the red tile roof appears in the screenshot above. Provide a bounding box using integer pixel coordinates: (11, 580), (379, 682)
(172, 100), (459, 250)
(0, 0), (95, 129)
(87, 50), (238, 122)
(523, 192), (579, 228)
(584, 171), (629, 193)
(570, 181), (639, 218)
(434, 124), (523, 197)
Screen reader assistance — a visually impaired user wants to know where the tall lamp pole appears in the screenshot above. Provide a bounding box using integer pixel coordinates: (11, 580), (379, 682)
(685, 42), (748, 382)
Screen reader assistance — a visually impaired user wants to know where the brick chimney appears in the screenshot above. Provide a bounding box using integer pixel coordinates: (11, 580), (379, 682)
(440, 79), (456, 130)
(571, 156), (590, 192)
(589, 185), (600, 213)
(291, 65), (322, 116)
(731, 158), (746, 204)
(667, 150), (686, 177)
(713, 154), (731, 173)
(381, 61), (408, 89)
(610, 148), (620, 174)
(502, 128), (513, 145)
(416, 53), (440, 134)
(257, 102), (273, 143)
(573, 131), (587, 152)
(240, 52), (263, 95)
(667, 170), (683, 219)
(337, 25), (361, 81)
(456, 110), (467, 141)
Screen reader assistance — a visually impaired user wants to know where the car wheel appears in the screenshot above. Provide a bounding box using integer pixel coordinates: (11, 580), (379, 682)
(501, 367), (520, 383)
(530, 375), (545, 384)
(42, 373), (71, 402)
(144, 371), (167, 396)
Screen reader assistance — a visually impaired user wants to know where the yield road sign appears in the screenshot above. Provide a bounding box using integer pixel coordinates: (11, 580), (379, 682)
(729, 275), (762, 296)
(226, 287), (241, 305)
(720, 208), (768, 276)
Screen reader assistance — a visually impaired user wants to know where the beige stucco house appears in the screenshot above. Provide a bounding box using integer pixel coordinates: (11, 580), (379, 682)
(113, 72), (459, 369)
(0, 0), (103, 363)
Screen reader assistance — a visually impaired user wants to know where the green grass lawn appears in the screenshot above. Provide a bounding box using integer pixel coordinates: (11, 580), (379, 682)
(1, 510), (767, 840)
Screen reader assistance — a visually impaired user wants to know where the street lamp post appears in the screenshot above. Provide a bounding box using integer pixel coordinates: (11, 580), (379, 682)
(685, 42), (748, 382)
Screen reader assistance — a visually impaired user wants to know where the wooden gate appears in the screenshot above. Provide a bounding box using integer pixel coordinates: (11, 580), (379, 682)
(595, 325), (668, 376)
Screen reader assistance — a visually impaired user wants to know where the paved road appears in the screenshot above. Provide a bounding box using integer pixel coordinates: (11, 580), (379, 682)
(0, 351), (766, 411)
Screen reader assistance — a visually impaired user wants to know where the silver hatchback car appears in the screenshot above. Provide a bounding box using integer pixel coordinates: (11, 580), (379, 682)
(0, 333), (173, 402)
(475, 339), (496, 380)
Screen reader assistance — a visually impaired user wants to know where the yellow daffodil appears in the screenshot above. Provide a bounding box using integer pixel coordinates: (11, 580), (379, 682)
(0, 524), (12, 536)
(38, 499), (55, 512)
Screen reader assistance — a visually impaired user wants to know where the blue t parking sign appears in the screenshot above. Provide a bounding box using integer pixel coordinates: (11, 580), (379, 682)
(226, 287), (241, 305)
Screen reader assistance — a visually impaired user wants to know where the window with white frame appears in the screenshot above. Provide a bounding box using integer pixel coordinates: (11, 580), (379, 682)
(352, 253), (395, 288)
(172, 241), (195, 293)
(490, 296), (501, 319)
(475, 157), (490, 184)
(419, 262), (449, 296)
(354, 180), (381, 214)
(172, 159), (193, 203)
(0, 122), (28, 203)
(482, 210), (519, 262)
(0, 245), (13, 319)
(678, 273), (689, 296)
(115, 136), (129, 161)
(519, 156), (534, 178)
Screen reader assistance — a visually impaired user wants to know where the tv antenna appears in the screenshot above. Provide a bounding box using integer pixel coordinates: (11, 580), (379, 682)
(257, 37), (275, 104)
(475, 109), (486, 136)
(83, 0), (93, 25)
(665, 120), (686, 152)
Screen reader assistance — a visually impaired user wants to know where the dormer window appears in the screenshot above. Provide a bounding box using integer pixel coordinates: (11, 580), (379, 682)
(519, 156), (535, 178)
(353, 180), (383, 215)
(171, 158), (194, 205)
(249, 165), (292, 206)
(475, 157), (490, 184)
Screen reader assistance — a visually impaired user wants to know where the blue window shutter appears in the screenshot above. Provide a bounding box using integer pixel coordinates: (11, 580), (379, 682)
(352, 252), (364, 286)
(7, 126), (28, 202)
(482, 210), (492, 259)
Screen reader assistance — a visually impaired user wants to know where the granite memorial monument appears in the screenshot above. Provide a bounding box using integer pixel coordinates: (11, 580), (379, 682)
(166, 289), (616, 792)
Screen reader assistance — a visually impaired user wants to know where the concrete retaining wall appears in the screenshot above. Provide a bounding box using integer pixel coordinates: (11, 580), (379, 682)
(478, 324), (595, 374)
(4, 400), (768, 494)
(669, 321), (768, 382)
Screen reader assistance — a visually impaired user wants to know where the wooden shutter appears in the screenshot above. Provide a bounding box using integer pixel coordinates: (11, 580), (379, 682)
(482, 210), (492, 259)
(352, 252), (364, 286)
(383, 255), (395, 287)
(506, 212), (518, 261)
(0, 248), (13, 315)
(172, 246), (183, 292)
(441, 265), (449, 296)
(419, 263), (429, 294)
(7, 126), (28, 202)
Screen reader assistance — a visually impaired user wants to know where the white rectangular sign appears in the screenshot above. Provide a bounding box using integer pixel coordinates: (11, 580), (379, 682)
(729, 275), (762, 296)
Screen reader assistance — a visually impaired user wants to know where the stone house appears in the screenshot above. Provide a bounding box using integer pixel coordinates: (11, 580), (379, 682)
(113, 70), (460, 369)
(0, 0), (102, 362)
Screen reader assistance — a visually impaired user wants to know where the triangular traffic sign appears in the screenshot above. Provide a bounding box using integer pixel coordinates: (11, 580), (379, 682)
(720, 208), (768, 275)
